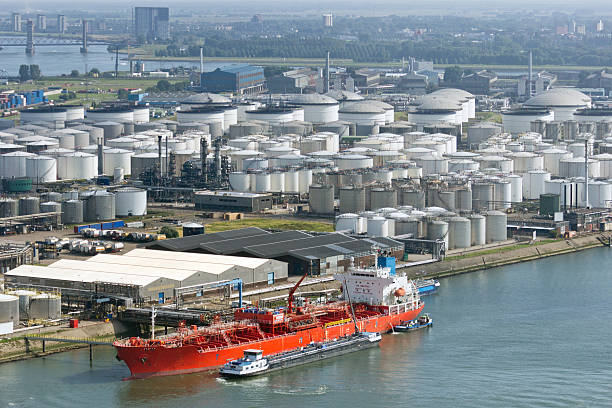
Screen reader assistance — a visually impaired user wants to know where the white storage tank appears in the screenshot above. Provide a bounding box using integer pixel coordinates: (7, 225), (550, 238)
(28, 293), (61, 320)
(87, 107), (134, 123)
(58, 152), (97, 180)
(297, 169), (313, 194)
(336, 213), (360, 233)
(338, 101), (387, 125)
(269, 172), (285, 193)
(415, 154), (448, 175)
(522, 170), (551, 200)
(448, 159), (479, 173)
(177, 107), (225, 130)
(493, 179), (512, 210)
(115, 187), (147, 216)
(255, 172), (271, 193)
(587, 181), (612, 208)
(593, 153), (612, 179)
(243, 157), (268, 171)
(502, 109), (554, 134)
(0, 294), (19, 332)
(476, 155), (513, 173)
(103, 148), (133, 176)
(559, 158), (600, 179)
(511, 152), (544, 174)
(472, 182), (495, 211)
(427, 220), (449, 249)
(25, 155), (57, 183)
(334, 154), (374, 170)
(485, 211), (507, 243)
(288, 94), (339, 124)
(468, 214), (486, 246)
(231, 150), (264, 172)
(245, 107), (298, 124)
(0, 151), (35, 178)
(507, 174), (523, 203)
(20, 106), (68, 123)
(229, 172), (250, 192)
(448, 216), (471, 249)
(368, 216), (389, 237)
(541, 148), (572, 176)
(284, 170), (299, 193)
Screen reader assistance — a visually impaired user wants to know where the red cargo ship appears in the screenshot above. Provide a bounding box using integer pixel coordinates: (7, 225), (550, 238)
(114, 260), (424, 378)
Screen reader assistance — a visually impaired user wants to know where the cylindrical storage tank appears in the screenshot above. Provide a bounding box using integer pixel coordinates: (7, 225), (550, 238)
(455, 188), (473, 211)
(541, 148), (572, 176)
(25, 155), (57, 183)
(309, 184), (334, 215)
(559, 158), (599, 179)
(0, 151), (36, 178)
(502, 109), (554, 134)
(28, 293), (61, 320)
(0, 198), (19, 218)
(20, 106), (68, 123)
(469, 214), (486, 246)
(402, 190), (425, 209)
(114, 187), (147, 216)
(511, 152), (544, 174)
(229, 172), (250, 192)
(93, 122), (123, 141)
(395, 216), (421, 237)
(84, 191), (115, 222)
(40, 201), (62, 214)
(8, 290), (35, 320)
(493, 180), (512, 210)
(370, 188), (397, 211)
(335, 213), (360, 233)
(476, 155), (513, 173)
(448, 216), (471, 249)
(269, 172), (285, 193)
(368, 216), (389, 237)
(236, 103), (260, 122)
(338, 101), (387, 125)
(334, 154), (374, 170)
(0, 294), (19, 329)
(507, 174), (523, 203)
(586, 181), (612, 208)
(472, 182), (495, 211)
(284, 170), (299, 193)
(19, 196), (40, 215)
(485, 211), (507, 243)
(131, 153), (166, 179)
(72, 124), (104, 144)
(427, 220), (449, 249)
(41, 191), (62, 202)
(568, 142), (587, 157)
(229, 122), (266, 139)
(87, 107), (133, 123)
(230, 150), (264, 172)
(243, 157), (268, 171)
(339, 186), (366, 214)
(62, 199), (84, 224)
(523, 170), (552, 200)
(103, 148), (133, 176)
(415, 154), (449, 175)
(245, 108), (298, 124)
(176, 122), (210, 134)
(297, 169), (312, 194)
(448, 159), (479, 173)
(254, 172), (271, 193)
(132, 107), (150, 123)
(593, 154), (612, 179)
(432, 190), (456, 211)
(57, 152), (97, 180)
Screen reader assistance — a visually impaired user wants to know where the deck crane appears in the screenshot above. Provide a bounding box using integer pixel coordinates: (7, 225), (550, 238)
(287, 270), (310, 314)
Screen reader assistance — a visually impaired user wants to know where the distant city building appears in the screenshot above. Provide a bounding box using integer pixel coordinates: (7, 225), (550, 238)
(36, 14), (46, 31)
(251, 14), (263, 23)
(576, 24), (586, 35)
(201, 64), (265, 95)
(57, 15), (66, 33)
(596, 19), (604, 32)
(518, 71), (557, 97)
(134, 7), (170, 41)
(12, 12), (21, 32)
(556, 25), (568, 35)
(267, 68), (319, 93)
(323, 13), (333, 28)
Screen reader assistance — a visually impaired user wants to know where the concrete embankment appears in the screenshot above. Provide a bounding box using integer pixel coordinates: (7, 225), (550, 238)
(404, 232), (612, 279)
(0, 321), (130, 364)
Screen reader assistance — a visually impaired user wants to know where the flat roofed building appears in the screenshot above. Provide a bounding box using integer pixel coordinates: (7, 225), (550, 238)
(194, 190), (273, 212)
(201, 64), (265, 95)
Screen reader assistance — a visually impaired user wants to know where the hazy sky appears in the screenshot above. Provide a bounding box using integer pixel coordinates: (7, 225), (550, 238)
(2, 0), (612, 14)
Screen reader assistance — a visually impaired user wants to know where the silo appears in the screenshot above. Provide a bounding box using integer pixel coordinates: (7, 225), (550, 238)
(469, 214), (486, 246)
(427, 220), (449, 249)
(229, 172), (250, 192)
(284, 170), (299, 193)
(545, 121), (562, 141)
(402, 190), (425, 209)
(511, 152), (544, 174)
(448, 216), (471, 249)
(62, 199), (84, 224)
(472, 183), (495, 211)
(523, 170), (552, 199)
(19, 196), (40, 215)
(72, 124), (104, 144)
(395, 216), (421, 237)
(559, 158), (600, 179)
(25, 155), (57, 183)
(455, 188), (473, 211)
(28, 293), (61, 320)
(415, 154), (449, 175)
(492, 179), (512, 210)
(309, 184), (334, 215)
(57, 152), (98, 180)
(254, 172), (271, 193)
(367, 216), (389, 237)
(0, 294), (19, 330)
(541, 148), (572, 176)
(8, 290), (35, 320)
(85, 190), (115, 221)
(485, 211), (507, 243)
(370, 188), (397, 211)
(339, 186), (366, 214)
(269, 172), (285, 193)
(103, 148), (133, 175)
(297, 169), (313, 194)
(114, 187), (147, 216)
(0, 198), (19, 217)
(431, 190), (456, 211)
(507, 174), (523, 203)
(40, 201), (62, 214)
(0, 151), (36, 178)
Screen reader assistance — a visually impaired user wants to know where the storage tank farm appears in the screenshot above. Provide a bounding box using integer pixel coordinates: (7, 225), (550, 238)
(6, 87), (611, 255)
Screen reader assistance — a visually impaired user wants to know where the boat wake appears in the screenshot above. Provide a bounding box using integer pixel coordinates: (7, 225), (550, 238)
(273, 385), (329, 396)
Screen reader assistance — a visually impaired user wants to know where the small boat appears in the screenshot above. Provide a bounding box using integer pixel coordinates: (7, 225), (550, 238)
(219, 332), (382, 378)
(415, 279), (440, 295)
(394, 314), (433, 332)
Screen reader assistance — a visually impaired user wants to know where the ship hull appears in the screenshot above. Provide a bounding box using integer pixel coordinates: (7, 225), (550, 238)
(115, 304), (424, 379)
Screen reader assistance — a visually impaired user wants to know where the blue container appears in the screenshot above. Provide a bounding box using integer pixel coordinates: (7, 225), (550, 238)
(101, 222), (113, 230)
(89, 223), (102, 230)
(377, 257), (396, 276)
(112, 220), (125, 228)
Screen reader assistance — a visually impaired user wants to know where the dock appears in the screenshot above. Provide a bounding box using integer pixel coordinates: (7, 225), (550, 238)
(23, 335), (115, 361)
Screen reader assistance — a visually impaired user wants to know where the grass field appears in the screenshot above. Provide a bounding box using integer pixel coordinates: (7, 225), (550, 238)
(204, 217), (334, 233)
(475, 111), (502, 124)
(444, 239), (559, 261)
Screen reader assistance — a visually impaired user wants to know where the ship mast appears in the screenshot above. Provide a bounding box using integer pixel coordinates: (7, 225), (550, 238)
(344, 258), (360, 334)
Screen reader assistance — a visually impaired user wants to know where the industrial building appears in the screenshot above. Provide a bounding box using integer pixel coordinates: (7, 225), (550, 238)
(194, 191), (273, 212)
(144, 227), (402, 276)
(5, 249), (288, 304)
(201, 64), (265, 95)
(133, 7), (170, 40)
(267, 69), (319, 94)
